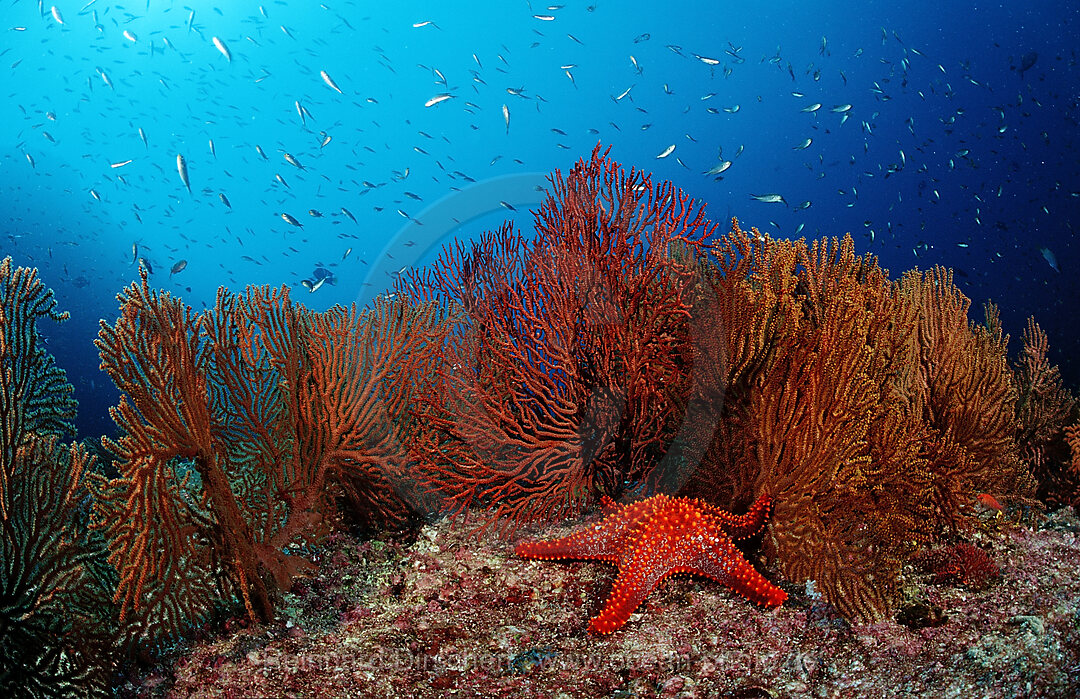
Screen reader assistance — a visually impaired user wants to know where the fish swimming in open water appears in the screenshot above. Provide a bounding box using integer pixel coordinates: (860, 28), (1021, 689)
(212, 36), (231, 62)
(176, 154), (191, 194)
(320, 70), (343, 94)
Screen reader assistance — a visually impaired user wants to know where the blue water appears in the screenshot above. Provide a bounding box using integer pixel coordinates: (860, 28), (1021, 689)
(2, 0), (1077, 439)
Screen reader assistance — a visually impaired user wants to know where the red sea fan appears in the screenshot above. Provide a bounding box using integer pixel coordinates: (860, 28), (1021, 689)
(402, 145), (718, 530)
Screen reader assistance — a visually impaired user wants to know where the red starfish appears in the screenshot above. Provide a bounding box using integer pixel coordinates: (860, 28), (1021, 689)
(515, 493), (787, 634)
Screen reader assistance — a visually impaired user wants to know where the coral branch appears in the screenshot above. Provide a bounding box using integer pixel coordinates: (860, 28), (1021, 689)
(0, 257), (76, 517)
(680, 224), (1033, 622)
(93, 267), (454, 636)
(403, 145), (717, 530)
(1, 257), (114, 694)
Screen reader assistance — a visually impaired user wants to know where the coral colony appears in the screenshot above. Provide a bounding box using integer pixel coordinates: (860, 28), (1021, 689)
(3, 147), (1080, 695)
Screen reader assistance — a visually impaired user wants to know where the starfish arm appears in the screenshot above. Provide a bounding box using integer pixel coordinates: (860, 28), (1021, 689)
(587, 543), (676, 634)
(515, 497), (665, 563)
(515, 531), (619, 564)
(706, 494), (773, 540)
(687, 534), (788, 608)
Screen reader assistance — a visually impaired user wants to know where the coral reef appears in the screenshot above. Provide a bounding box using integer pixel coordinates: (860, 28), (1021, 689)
(401, 145), (716, 529)
(0, 257), (115, 697)
(397, 148), (1047, 624)
(91, 268), (456, 643)
(116, 505), (1080, 698)
(6, 149), (1080, 694)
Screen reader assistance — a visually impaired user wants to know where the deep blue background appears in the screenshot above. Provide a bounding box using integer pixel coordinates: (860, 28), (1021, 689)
(2, 0), (1077, 439)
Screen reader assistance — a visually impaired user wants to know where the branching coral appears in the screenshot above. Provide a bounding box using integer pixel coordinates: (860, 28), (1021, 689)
(1068, 423), (1080, 480)
(404, 143), (1044, 623)
(0, 257), (115, 697)
(0, 258), (76, 513)
(1011, 317), (1079, 507)
(901, 270), (1034, 532)
(402, 145), (716, 530)
(680, 228), (1036, 621)
(93, 268), (455, 640)
(680, 225), (931, 621)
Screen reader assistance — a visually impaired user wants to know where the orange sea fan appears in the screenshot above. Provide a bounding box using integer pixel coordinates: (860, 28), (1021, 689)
(681, 224), (930, 621)
(901, 268), (1035, 532)
(93, 268), (454, 634)
(679, 225), (1035, 622)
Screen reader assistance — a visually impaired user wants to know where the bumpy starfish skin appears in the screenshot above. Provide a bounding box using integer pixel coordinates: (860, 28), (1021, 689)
(516, 494), (787, 634)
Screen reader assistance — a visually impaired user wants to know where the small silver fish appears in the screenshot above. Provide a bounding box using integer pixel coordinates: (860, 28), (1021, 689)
(1039, 247), (1060, 273)
(280, 212), (303, 228)
(320, 69), (343, 94)
(750, 193), (787, 205)
(212, 36), (231, 62)
(176, 154), (191, 193)
(704, 160), (732, 175)
(283, 152), (304, 170)
(425, 93), (454, 107)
